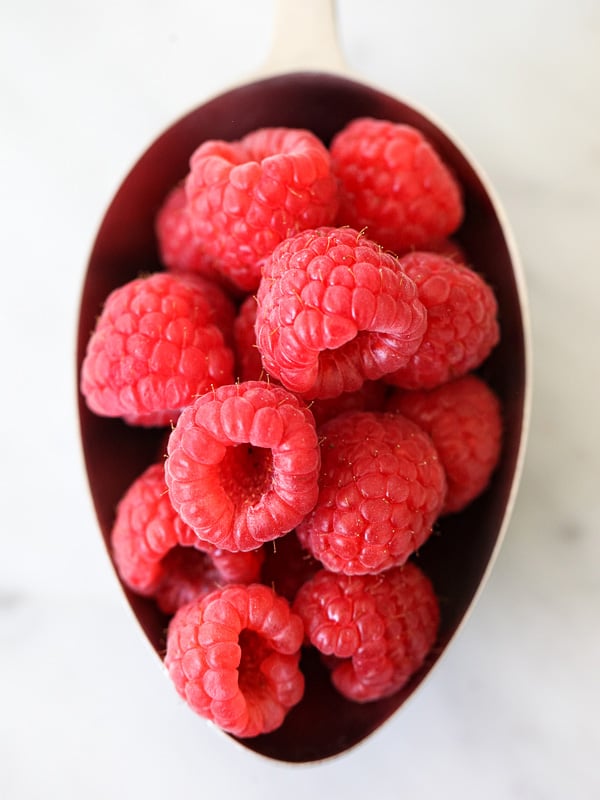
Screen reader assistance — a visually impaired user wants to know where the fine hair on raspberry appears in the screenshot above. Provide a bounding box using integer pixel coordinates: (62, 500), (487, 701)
(385, 251), (500, 390)
(111, 463), (263, 614)
(233, 295), (266, 383)
(387, 375), (503, 513)
(255, 226), (427, 400)
(293, 563), (440, 703)
(155, 184), (227, 285)
(165, 583), (305, 737)
(296, 410), (447, 574)
(185, 127), (339, 291)
(164, 381), (321, 552)
(330, 117), (464, 254)
(80, 271), (234, 426)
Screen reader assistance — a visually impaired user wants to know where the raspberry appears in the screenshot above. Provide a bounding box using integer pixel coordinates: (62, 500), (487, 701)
(296, 411), (446, 574)
(330, 117), (463, 253)
(185, 127), (339, 292)
(232, 295), (266, 383)
(164, 583), (305, 737)
(164, 381), (320, 552)
(255, 227), (427, 399)
(260, 531), (321, 603)
(111, 463), (264, 614)
(308, 379), (387, 428)
(385, 251), (500, 390)
(155, 184), (228, 286)
(80, 271), (234, 426)
(387, 375), (503, 513)
(293, 563), (440, 702)
(422, 237), (468, 263)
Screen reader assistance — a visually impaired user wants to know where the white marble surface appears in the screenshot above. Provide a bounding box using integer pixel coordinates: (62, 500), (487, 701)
(1, 0), (599, 797)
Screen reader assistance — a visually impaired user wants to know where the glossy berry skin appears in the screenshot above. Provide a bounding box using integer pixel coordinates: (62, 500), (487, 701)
(308, 379), (387, 428)
(293, 563), (440, 702)
(255, 227), (427, 400)
(155, 184), (227, 284)
(233, 295), (266, 383)
(296, 411), (447, 575)
(387, 375), (503, 513)
(260, 531), (321, 603)
(385, 251), (500, 390)
(111, 463), (264, 614)
(165, 584), (305, 737)
(330, 117), (463, 253)
(80, 272), (234, 426)
(185, 127), (339, 292)
(165, 381), (321, 552)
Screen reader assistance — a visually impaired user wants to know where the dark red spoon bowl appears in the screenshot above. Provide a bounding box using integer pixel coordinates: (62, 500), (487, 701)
(76, 62), (531, 764)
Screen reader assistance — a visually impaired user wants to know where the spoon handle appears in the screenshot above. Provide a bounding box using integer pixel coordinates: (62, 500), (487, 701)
(262, 0), (346, 76)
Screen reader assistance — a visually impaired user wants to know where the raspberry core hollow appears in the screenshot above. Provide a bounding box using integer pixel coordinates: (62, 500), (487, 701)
(164, 381), (321, 551)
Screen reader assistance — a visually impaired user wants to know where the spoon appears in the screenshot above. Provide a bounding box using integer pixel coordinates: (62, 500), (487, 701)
(76, 0), (531, 763)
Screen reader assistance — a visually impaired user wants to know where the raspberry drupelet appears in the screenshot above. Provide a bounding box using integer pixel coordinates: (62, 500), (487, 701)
(260, 531), (321, 603)
(233, 295), (266, 383)
(111, 463), (264, 614)
(164, 381), (321, 552)
(185, 127), (339, 292)
(296, 410), (447, 575)
(387, 375), (503, 513)
(293, 563), (440, 702)
(165, 583), (305, 737)
(385, 251), (500, 390)
(155, 184), (229, 286)
(330, 117), (464, 254)
(308, 379), (388, 428)
(255, 226), (427, 400)
(80, 271), (234, 426)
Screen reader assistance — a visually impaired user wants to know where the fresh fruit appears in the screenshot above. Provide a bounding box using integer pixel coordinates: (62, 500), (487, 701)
(293, 562), (440, 702)
(80, 271), (234, 426)
(185, 127), (339, 291)
(80, 118), (506, 736)
(387, 375), (503, 513)
(111, 463), (263, 614)
(384, 251), (500, 390)
(260, 531), (321, 603)
(307, 379), (387, 428)
(232, 295), (265, 382)
(255, 226), (427, 399)
(155, 184), (227, 285)
(296, 410), (447, 574)
(330, 117), (463, 253)
(165, 583), (305, 737)
(164, 381), (321, 551)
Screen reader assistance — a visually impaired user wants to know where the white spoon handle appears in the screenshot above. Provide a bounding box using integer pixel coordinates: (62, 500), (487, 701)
(263, 0), (346, 75)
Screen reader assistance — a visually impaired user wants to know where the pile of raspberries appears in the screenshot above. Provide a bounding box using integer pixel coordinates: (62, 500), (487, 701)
(81, 118), (503, 739)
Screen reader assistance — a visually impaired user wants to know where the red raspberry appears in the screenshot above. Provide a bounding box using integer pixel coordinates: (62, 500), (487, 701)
(255, 227), (427, 400)
(80, 272), (234, 426)
(165, 583), (305, 737)
(164, 381), (320, 552)
(330, 117), (463, 253)
(308, 379), (387, 428)
(422, 237), (468, 263)
(260, 531), (321, 603)
(385, 251), (500, 390)
(296, 411), (446, 574)
(185, 127), (339, 292)
(111, 463), (264, 614)
(185, 274), (236, 348)
(387, 375), (503, 513)
(293, 563), (440, 702)
(232, 295), (265, 382)
(155, 184), (227, 285)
